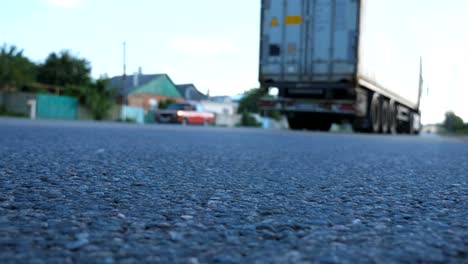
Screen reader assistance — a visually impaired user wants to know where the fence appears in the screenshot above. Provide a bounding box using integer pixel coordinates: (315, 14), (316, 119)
(121, 105), (145, 124)
(1, 91), (137, 122)
(0, 91), (36, 116)
(36, 94), (78, 120)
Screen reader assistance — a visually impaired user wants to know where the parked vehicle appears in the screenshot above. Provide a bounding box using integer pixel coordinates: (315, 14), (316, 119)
(258, 0), (423, 134)
(155, 102), (215, 125)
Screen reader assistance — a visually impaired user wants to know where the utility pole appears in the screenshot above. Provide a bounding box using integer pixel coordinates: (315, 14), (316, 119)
(122, 41), (127, 104)
(123, 41), (127, 77)
(416, 56), (423, 111)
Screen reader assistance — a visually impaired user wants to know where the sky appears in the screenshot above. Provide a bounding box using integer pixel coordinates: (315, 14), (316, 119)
(1, 0), (467, 124)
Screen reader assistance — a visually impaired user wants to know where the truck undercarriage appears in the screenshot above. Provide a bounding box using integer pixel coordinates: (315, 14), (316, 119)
(259, 84), (421, 134)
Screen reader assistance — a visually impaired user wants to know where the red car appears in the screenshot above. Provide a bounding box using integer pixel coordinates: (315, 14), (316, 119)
(155, 102), (215, 125)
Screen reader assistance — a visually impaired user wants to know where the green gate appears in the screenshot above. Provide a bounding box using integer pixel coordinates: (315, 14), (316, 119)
(36, 94), (78, 120)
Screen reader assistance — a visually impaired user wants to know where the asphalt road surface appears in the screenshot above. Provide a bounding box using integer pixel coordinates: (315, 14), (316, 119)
(0, 118), (467, 263)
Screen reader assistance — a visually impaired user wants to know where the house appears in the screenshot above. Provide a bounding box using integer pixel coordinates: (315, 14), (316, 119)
(209, 96), (234, 104)
(176, 84), (208, 102)
(109, 70), (183, 110)
(209, 94), (244, 104)
(421, 124), (442, 134)
(198, 99), (239, 127)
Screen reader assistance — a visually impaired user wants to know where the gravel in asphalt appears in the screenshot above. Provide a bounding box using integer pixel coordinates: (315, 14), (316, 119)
(0, 118), (467, 263)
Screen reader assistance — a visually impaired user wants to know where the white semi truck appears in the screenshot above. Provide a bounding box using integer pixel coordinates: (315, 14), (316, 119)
(258, 0), (423, 134)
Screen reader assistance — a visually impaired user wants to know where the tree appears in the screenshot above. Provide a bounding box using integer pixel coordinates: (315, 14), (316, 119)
(238, 87), (281, 120)
(85, 78), (114, 120)
(66, 78), (115, 120)
(443, 111), (464, 132)
(0, 44), (38, 90)
(37, 50), (91, 87)
(37, 50), (115, 120)
(237, 88), (267, 114)
(239, 111), (262, 127)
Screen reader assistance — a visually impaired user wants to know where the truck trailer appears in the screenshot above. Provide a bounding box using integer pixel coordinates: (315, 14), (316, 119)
(258, 0), (423, 134)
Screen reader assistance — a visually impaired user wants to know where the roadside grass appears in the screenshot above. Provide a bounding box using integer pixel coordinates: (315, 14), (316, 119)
(453, 127), (468, 134)
(0, 106), (28, 118)
(437, 126), (468, 136)
(116, 117), (137, 123)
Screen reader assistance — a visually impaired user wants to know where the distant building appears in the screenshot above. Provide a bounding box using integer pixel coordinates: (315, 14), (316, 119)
(209, 96), (233, 104)
(109, 71), (183, 110)
(176, 84), (208, 102)
(200, 100), (237, 116)
(422, 124), (442, 134)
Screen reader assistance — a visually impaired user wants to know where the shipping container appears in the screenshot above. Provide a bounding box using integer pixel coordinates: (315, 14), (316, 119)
(259, 0), (423, 134)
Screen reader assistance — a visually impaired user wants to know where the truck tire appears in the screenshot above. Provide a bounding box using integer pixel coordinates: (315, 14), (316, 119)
(409, 114), (414, 134)
(409, 112), (420, 135)
(352, 117), (371, 133)
(303, 116), (332, 132)
(381, 100), (389, 133)
(388, 100), (398, 134)
(315, 121), (332, 132)
(370, 93), (381, 133)
(288, 117), (304, 130)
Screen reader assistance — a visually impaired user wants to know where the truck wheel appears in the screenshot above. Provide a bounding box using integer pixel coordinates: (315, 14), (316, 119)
(388, 101), (398, 134)
(370, 93), (381, 133)
(381, 100), (389, 133)
(305, 119), (332, 132)
(409, 113), (419, 135)
(352, 118), (371, 133)
(317, 121), (332, 132)
(288, 117), (303, 130)
(409, 114), (414, 134)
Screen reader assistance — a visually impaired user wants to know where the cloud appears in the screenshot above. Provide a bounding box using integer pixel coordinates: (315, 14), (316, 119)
(46, 0), (82, 8)
(168, 36), (238, 55)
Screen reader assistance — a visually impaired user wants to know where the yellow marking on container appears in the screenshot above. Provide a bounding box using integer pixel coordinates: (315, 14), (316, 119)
(288, 43), (297, 55)
(285, 15), (302, 25)
(270, 17), (279, 27)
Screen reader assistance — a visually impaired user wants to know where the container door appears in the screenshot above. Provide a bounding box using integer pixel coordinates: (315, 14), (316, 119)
(261, 0), (309, 82)
(260, 0), (359, 83)
(310, 0), (359, 81)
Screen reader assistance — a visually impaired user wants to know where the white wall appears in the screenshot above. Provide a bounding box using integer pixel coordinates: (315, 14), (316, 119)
(200, 100), (238, 115)
(215, 114), (241, 127)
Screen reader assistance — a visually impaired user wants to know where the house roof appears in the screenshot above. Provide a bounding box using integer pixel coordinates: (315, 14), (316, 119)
(130, 75), (182, 98)
(176, 84), (208, 101)
(109, 74), (164, 96)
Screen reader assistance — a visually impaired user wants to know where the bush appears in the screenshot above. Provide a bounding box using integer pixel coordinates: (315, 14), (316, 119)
(454, 124), (468, 134)
(267, 110), (282, 121)
(238, 88), (267, 114)
(86, 90), (113, 120)
(158, 99), (176, 110)
(64, 78), (115, 120)
(117, 117), (136, 123)
(238, 87), (283, 121)
(238, 112), (261, 127)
